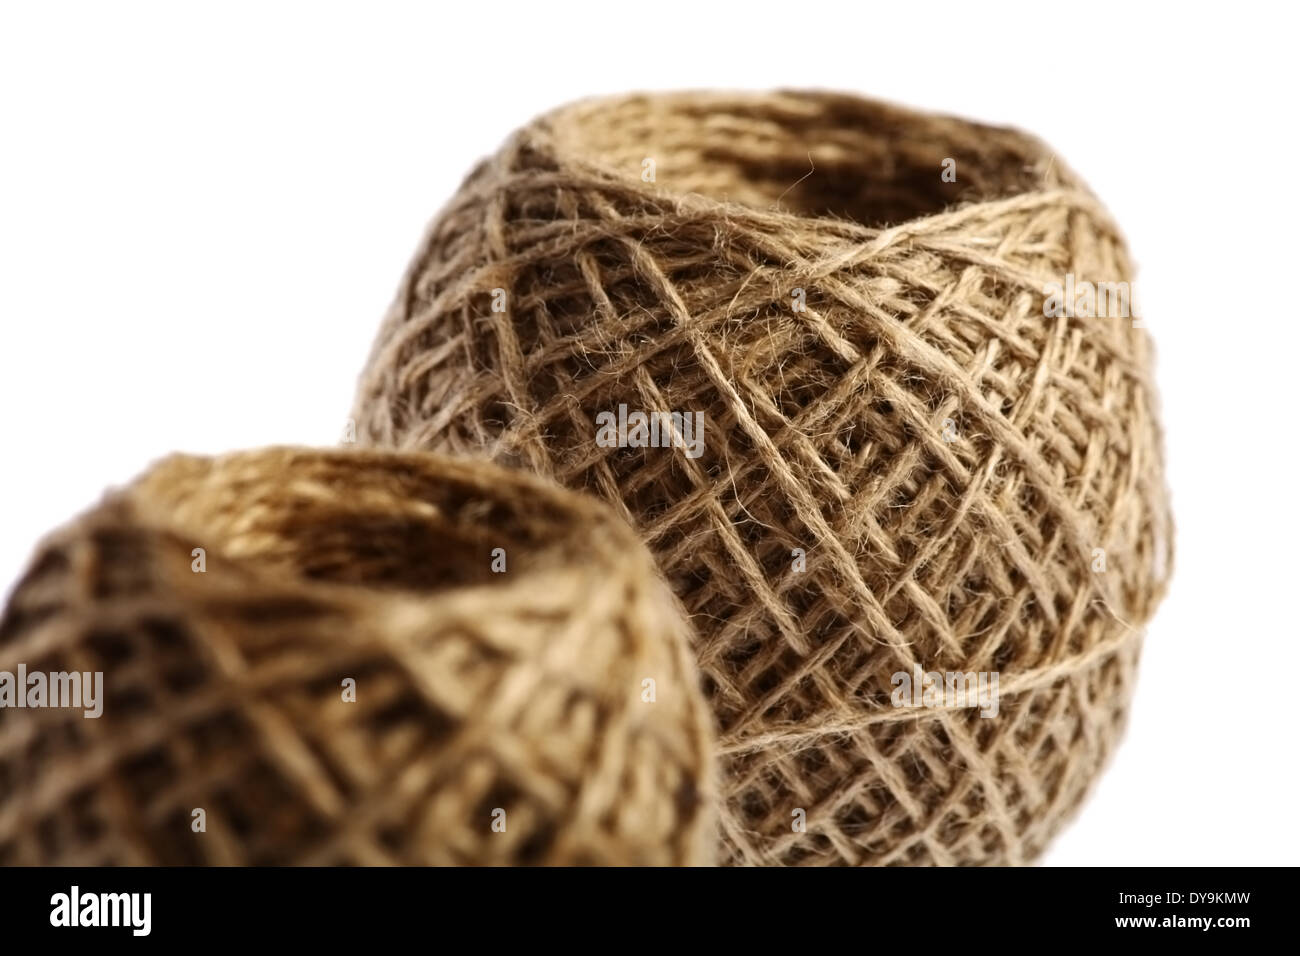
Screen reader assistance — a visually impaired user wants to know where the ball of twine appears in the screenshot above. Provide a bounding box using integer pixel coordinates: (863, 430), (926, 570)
(0, 447), (715, 865)
(353, 90), (1174, 865)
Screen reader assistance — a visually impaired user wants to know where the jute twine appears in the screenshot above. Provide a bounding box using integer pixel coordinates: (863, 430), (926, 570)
(352, 91), (1174, 865)
(0, 447), (715, 865)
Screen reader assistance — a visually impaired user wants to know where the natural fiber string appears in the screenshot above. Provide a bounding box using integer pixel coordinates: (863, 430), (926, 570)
(0, 448), (715, 865)
(352, 91), (1174, 865)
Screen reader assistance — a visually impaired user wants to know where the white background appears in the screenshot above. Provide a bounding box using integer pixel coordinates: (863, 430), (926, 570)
(1, 1), (1295, 866)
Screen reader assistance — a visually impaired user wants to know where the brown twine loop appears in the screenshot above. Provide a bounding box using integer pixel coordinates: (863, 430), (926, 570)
(0, 447), (715, 865)
(352, 91), (1174, 865)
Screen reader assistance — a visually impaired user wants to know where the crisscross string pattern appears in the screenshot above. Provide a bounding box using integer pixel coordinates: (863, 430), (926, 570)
(353, 91), (1173, 866)
(0, 448), (715, 865)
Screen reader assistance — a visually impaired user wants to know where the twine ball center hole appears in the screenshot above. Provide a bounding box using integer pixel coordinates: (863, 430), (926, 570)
(552, 92), (1052, 227)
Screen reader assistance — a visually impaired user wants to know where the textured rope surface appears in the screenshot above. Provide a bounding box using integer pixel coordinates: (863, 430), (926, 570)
(353, 91), (1174, 865)
(0, 447), (715, 865)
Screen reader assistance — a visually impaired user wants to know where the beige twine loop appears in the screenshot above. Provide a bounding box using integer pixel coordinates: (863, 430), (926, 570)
(0, 447), (715, 865)
(352, 90), (1174, 866)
